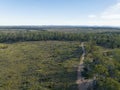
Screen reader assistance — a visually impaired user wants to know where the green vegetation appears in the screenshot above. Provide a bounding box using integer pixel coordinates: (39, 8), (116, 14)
(0, 43), (8, 49)
(0, 41), (81, 90)
(83, 42), (120, 90)
(0, 27), (120, 90)
(0, 30), (120, 49)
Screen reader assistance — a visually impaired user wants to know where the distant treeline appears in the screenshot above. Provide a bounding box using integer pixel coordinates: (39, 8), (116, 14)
(0, 26), (120, 31)
(0, 26), (46, 30)
(0, 30), (120, 48)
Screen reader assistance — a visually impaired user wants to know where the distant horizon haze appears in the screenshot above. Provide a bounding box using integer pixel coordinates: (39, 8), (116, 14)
(0, 0), (120, 26)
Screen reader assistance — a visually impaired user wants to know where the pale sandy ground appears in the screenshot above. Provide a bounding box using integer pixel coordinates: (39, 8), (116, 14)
(76, 42), (93, 90)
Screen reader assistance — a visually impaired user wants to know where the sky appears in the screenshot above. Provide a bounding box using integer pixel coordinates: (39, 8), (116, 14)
(0, 0), (120, 26)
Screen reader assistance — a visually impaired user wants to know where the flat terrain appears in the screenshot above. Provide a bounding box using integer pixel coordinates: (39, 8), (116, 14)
(0, 41), (82, 90)
(0, 28), (120, 90)
(77, 43), (93, 90)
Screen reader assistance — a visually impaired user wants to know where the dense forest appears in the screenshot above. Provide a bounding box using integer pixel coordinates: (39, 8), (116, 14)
(0, 27), (120, 90)
(83, 41), (120, 90)
(0, 30), (120, 49)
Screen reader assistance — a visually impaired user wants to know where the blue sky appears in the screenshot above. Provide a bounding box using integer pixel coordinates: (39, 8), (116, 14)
(0, 0), (120, 26)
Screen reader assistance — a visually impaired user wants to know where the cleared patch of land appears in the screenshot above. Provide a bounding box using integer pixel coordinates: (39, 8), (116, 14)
(0, 41), (82, 90)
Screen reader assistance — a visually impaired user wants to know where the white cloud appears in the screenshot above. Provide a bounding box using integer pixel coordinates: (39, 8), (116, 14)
(88, 15), (97, 18)
(88, 2), (120, 19)
(86, 1), (120, 26)
(100, 2), (120, 19)
(101, 14), (120, 19)
(87, 20), (120, 26)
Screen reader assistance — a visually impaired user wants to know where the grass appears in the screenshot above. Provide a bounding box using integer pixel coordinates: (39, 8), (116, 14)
(0, 41), (82, 90)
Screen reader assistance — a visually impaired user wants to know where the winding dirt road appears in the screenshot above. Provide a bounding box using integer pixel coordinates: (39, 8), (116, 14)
(76, 42), (93, 90)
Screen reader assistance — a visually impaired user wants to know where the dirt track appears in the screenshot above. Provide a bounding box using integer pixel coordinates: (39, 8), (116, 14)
(76, 42), (93, 90)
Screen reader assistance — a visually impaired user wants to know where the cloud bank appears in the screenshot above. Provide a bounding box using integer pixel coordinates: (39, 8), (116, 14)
(88, 1), (120, 26)
(101, 2), (120, 19)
